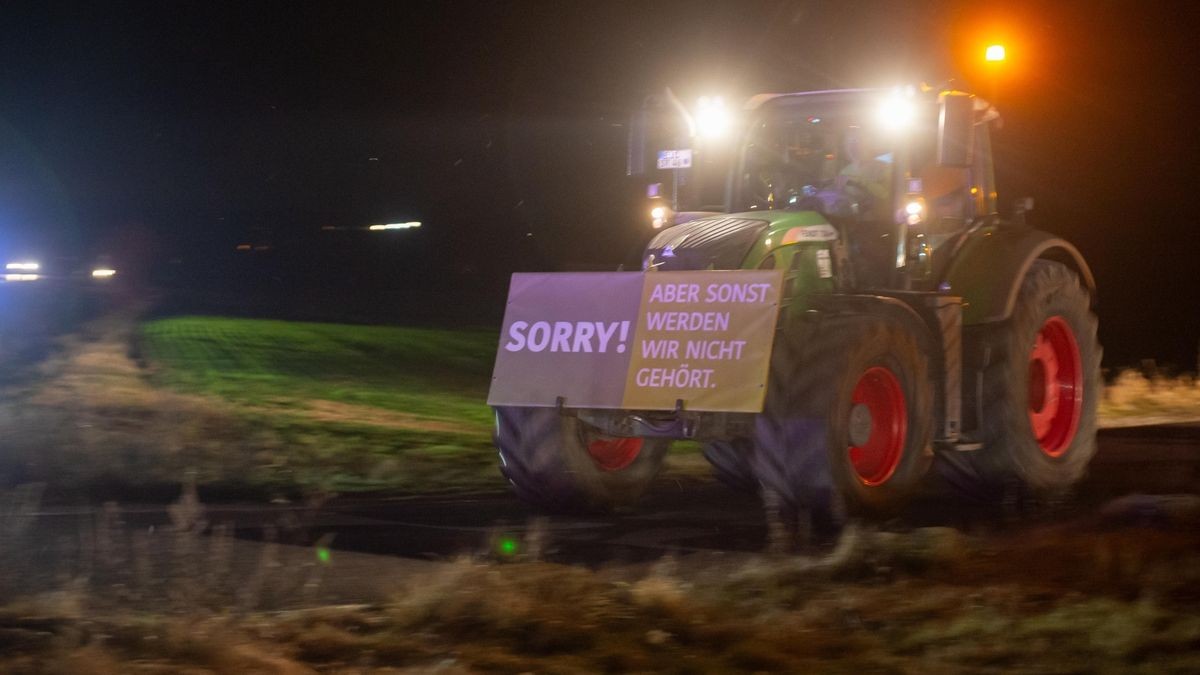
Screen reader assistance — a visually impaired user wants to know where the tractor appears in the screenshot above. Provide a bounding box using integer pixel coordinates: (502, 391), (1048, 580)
(492, 86), (1100, 523)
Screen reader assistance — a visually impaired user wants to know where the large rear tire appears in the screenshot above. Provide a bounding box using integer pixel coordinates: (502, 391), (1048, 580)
(493, 406), (669, 513)
(945, 260), (1100, 496)
(750, 316), (933, 521)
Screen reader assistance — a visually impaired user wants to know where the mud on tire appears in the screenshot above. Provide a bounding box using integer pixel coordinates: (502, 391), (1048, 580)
(493, 406), (669, 513)
(750, 315), (933, 521)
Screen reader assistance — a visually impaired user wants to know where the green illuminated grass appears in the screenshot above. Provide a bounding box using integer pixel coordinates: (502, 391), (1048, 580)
(134, 317), (502, 494)
(140, 317), (498, 429)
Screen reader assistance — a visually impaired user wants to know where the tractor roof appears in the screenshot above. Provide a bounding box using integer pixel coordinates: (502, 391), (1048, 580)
(744, 87), (997, 119)
(743, 88), (884, 111)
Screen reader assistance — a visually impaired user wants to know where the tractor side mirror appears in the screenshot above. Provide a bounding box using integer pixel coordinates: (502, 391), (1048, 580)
(937, 92), (974, 167)
(627, 109), (649, 176)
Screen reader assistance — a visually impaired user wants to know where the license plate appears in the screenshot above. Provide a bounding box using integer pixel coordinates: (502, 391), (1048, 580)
(656, 149), (692, 169)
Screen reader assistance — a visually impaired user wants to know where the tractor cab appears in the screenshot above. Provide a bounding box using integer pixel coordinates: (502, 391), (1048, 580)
(629, 87), (1000, 289)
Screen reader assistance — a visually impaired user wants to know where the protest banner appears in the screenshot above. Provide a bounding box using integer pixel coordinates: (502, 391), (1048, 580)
(488, 270), (783, 413)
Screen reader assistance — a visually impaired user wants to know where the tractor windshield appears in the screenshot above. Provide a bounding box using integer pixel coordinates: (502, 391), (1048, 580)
(735, 106), (897, 223)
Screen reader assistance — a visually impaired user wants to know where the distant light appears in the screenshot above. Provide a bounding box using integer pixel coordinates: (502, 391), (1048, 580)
(92, 268), (117, 278)
(985, 44), (1006, 62)
(4, 274), (38, 282)
(6, 262), (39, 271)
(905, 201), (924, 216)
(235, 244), (251, 251)
(694, 96), (732, 139)
(368, 221), (422, 231)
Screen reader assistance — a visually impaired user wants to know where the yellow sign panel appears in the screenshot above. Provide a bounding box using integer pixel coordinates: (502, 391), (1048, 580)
(621, 270), (783, 412)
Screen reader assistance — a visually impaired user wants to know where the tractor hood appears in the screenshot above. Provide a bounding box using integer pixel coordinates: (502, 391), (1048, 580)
(643, 211), (836, 271)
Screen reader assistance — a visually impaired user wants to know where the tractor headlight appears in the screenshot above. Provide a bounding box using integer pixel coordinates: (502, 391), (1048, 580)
(904, 198), (926, 225)
(650, 204), (673, 229)
(878, 87), (917, 131)
(694, 96), (732, 139)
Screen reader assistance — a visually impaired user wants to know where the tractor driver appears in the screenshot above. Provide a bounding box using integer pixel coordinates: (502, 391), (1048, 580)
(834, 126), (892, 221)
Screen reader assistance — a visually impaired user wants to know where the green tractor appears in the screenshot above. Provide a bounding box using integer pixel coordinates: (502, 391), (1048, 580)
(493, 86), (1099, 521)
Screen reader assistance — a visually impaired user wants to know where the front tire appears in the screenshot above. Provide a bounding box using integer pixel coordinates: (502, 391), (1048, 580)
(750, 316), (933, 521)
(703, 438), (759, 493)
(493, 406), (669, 513)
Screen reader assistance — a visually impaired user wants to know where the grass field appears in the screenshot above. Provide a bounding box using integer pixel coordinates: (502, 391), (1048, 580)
(140, 317), (498, 431)
(131, 317), (505, 494)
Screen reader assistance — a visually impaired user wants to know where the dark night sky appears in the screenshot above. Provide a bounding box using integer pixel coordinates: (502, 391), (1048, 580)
(0, 0), (1199, 368)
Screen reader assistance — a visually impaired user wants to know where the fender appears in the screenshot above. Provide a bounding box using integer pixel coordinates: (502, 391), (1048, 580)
(807, 292), (961, 442)
(805, 293), (931, 345)
(941, 226), (1097, 325)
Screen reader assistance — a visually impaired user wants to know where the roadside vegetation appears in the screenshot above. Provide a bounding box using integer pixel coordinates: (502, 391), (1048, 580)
(1, 482), (1197, 673)
(1101, 369), (1200, 426)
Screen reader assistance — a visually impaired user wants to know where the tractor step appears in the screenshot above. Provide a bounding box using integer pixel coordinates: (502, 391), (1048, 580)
(935, 440), (983, 453)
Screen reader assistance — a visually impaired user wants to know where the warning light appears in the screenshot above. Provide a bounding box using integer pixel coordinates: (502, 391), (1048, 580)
(985, 44), (1006, 62)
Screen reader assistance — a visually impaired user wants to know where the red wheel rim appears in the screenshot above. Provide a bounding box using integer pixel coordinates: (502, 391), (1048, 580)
(848, 366), (907, 486)
(586, 435), (644, 472)
(1028, 316), (1083, 457)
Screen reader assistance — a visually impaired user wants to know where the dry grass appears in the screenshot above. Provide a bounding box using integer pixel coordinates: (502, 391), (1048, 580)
(1101, 369), (1200, 426)
(1, 522), (1197, 672)
(0, 479), (1196, 673)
